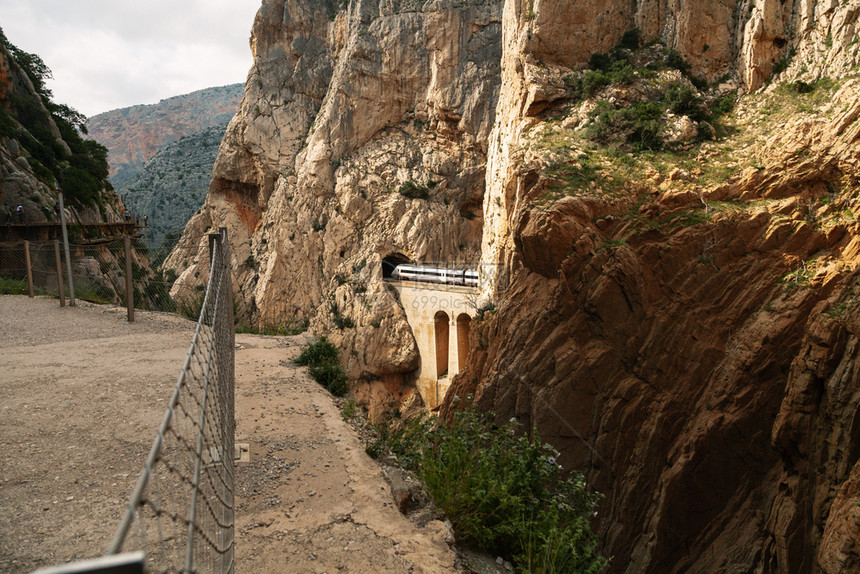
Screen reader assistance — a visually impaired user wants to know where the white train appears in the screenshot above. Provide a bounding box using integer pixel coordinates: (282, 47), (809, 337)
(391, 264), (479, 287)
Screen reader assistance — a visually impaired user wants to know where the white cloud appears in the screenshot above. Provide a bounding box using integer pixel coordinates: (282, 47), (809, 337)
(0, 0), (258, 116)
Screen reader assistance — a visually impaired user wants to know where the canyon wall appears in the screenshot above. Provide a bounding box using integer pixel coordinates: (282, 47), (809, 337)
(168, 0), (503, 413)
(453, 0), (860, 572)
(169, 0), (860, 570)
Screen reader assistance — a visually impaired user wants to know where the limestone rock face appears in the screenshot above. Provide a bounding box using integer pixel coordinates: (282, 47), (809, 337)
(451, 82), (860, 573)
(170, 0), (860, 569)
(450, 0), (860, 572)
(170, 0), (502, 385)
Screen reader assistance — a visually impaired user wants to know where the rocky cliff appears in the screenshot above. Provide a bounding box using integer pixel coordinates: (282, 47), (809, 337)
(87, 84), (242, 186)
(0, 27), (123, 223)
(168, 0), (502, 412)
(169, 0), (860, 570)
(448, 0), (860, 572)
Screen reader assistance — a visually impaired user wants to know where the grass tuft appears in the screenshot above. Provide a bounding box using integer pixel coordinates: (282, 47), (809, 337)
(295, 337), (349, 396)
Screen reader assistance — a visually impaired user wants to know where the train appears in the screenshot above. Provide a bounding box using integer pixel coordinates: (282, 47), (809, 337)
(391, 264), (479, 287)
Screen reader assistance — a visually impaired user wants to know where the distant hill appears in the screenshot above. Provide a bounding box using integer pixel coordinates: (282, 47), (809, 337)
(117, 124), (227, 249)
(87, 83), (243, 187)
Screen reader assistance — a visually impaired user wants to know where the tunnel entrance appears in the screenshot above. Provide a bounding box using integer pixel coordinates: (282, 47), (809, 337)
(382, 253), (411, 279)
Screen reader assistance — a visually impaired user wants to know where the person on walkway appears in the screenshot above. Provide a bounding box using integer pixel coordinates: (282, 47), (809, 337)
(16, 204), (24, 223)
(143, 215), (149, 227)
(54, 202), (61, 221)
(124, 209), (130, 222)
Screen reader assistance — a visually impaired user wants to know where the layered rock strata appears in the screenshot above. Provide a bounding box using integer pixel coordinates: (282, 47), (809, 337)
(449, 0), (860, 572)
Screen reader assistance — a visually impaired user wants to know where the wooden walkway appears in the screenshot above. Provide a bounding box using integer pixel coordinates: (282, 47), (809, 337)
(0, 222), (146, 243)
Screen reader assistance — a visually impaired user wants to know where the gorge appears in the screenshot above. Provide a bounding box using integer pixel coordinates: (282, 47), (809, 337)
(166, 1), (860, 571)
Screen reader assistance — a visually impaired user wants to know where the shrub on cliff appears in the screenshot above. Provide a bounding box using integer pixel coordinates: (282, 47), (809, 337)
(377, 407), (607, 573)
(564, 29), (733, 152)
(397, 180), (429, 199)
(295, 337), (349, 396)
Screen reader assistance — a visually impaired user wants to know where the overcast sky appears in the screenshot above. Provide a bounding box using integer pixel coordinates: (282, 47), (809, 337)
(0, 0), (260, 117)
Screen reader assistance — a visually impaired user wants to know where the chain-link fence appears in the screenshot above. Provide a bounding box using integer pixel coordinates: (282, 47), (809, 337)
(104, 229), (235, 573)
(0, 241), (63, 298)
(0, 235), (207, 318)
(24, 230), (236, 574)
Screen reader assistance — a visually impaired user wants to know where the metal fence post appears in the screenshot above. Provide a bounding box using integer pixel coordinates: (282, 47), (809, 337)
(124, 235), (134, 323)
(54, 239), (65, 307)
(23, 240), (34, 297)
(58, 192), (75, 306)
(208, 232), (219, 266)
(208, 227), (229, 265)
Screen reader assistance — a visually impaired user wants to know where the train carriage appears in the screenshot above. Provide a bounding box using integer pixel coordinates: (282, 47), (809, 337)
(392, 264), (479, 287)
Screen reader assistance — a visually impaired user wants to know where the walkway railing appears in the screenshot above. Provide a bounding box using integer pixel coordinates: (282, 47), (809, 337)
(31, 229), (236, 574)
(0, 235), (203, 316)
(105, 228), (236, 573)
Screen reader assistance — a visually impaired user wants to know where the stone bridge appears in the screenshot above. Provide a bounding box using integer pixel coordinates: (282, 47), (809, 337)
(389, 280), (478, 409)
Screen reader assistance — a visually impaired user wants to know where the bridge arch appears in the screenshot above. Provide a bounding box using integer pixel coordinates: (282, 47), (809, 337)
(434, 310), (450, 378)
(456, 313), (471, 371)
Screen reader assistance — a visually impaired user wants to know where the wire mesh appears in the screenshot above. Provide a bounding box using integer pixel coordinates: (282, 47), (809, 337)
(107, 229), (235, 573)
(0, 242), (33, 295)
(0, 234), (208, 312)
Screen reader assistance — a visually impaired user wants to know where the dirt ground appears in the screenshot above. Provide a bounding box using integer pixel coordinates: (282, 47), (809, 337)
(0, 296), (459, 573)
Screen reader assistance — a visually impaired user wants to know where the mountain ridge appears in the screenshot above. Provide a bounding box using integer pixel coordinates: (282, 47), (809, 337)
(87, 83), (243, 186)
(119, 123), (227, 248)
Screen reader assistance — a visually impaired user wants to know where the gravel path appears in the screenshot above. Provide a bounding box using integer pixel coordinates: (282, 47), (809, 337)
(0, 296), (457, 573)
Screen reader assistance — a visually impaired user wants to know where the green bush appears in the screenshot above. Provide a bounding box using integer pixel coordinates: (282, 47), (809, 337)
(713, 93), (736, 116)
(398, 180), (429, 199)
(664, 49), (691, 73)
(566, 60), (637, 103)
(663, 84), (708, 122)
(60, 165), (100, 206)
(376, 407), (607, 573)
(295, 336), (339, 365)
(586, 100), (664, 151)
(619, 28), (641, 50)
(295, 337), (349, 396)
(309, 360), (349, 396)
